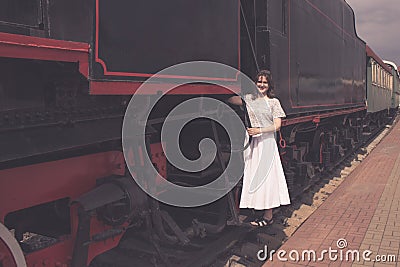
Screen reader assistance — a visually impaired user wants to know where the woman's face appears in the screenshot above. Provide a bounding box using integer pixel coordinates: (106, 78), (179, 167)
(256, 75), (269, 95)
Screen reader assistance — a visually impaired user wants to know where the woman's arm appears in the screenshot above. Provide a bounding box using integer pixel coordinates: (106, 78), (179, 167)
(226, 95), (243, 106)
(247, 118), (281, 136)
(272, 117), (282, 131)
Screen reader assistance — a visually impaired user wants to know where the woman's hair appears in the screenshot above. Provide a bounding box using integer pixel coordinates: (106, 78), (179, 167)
(252, 69), (275, 99)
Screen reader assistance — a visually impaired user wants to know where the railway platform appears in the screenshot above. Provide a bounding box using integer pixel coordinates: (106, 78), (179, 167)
(262, 119), (400, 267)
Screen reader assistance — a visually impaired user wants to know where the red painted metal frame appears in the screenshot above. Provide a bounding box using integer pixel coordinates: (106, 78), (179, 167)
(90, 81), (241, 95)
(0, 32), (89, 77)
(281, 106), (366, 126)
(93, 0), (241, 81)
(90, 0), (242, 95)
(0, 152), (125, 266)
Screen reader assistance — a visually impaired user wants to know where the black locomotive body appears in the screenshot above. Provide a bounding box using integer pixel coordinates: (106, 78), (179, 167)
(0, 1), (396, 266)
(241, 0), (366, 115)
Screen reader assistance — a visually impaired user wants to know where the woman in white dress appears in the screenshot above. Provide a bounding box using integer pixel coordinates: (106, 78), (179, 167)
(228, 70), (290, 227)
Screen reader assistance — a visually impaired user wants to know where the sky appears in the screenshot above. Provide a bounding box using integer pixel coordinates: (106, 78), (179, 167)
(346, 0), (400, 67)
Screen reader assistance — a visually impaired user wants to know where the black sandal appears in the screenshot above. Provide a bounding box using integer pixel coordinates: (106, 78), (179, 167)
(250, 217), (274, 227)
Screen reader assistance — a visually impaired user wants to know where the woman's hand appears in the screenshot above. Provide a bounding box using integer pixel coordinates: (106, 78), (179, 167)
(247, 127), (263, 136)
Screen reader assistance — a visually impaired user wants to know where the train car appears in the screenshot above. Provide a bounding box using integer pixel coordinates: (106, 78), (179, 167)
(383, 60), (400, 111)
(364, 46), (394, 131)
(366, 46), (393, 113)
(0, 0), (394, 266)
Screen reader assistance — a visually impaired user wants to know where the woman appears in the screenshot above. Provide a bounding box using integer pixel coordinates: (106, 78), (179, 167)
(228, 70), (290, 227)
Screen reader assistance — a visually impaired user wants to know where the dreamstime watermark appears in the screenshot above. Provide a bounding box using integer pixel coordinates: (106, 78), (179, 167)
(122, 61), (275, 207)
(257, 238), (398, 263)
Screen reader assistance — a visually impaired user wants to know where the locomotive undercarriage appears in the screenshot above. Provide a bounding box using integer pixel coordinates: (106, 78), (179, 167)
(87, 107), (394, 266)
(280, 109), (392, 198)
(0, 58), (244, 265)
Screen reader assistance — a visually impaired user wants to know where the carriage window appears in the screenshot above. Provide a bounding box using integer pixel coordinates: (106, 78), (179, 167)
(371, 62), (375, 83)
(385, 73), (388, 89)
(384, 72), (386, 88)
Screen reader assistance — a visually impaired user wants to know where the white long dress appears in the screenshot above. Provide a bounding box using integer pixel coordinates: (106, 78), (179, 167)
(239, 95), (291, 210)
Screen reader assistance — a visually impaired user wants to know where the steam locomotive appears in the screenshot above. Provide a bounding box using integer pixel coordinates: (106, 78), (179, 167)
(0, 0), (399, 266)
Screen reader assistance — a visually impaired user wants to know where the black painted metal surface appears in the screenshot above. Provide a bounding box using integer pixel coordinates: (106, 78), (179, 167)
(92, 0), (240, 81)
(240, 0), (366, 115)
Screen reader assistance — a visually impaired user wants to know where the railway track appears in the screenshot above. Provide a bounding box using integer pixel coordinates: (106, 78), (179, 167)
(90, 114), (398, 267)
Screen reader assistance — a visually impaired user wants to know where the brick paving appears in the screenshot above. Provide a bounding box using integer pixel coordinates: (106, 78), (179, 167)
(263, 120), (400, 267)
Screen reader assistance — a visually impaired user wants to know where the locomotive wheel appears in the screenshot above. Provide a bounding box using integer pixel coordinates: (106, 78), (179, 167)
(0, 223), (26, 267)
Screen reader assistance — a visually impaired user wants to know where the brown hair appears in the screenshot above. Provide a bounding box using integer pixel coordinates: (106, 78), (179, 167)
(252, 69), (275, 99)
